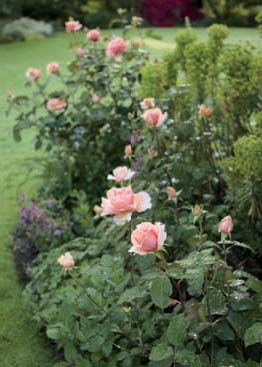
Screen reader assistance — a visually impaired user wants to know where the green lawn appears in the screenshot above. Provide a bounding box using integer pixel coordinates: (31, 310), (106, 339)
(0, 27), (260, 366)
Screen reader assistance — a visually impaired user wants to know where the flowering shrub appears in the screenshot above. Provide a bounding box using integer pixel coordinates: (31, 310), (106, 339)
(9, 22), (262, 366)
(8, 25), (147, 203)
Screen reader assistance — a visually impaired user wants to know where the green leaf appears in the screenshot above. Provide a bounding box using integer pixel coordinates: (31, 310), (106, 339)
(204, 289), (228, 315)
(46, 326), (60, 340)
(167, 314), (190, 347)
(13, 126), (22, 142)
(244, 323), (262, 347)
(118, 287), (146, 304)
(185, 269), (204, 296)
(149, 343), (174, 361)
(150, 275), (172, 309)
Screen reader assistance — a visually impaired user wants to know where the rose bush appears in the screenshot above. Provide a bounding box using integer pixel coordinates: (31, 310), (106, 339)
(8, 22), (262, 366)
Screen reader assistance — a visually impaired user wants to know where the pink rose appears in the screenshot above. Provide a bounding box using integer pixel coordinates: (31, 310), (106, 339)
(47, 62), (60, 74)
(218, 215), (233, 235)
(107, 166), (135, 182)
(143, 108), (167, 128)
(167, 186), (176, 199)
(76, 48), (86, 57)
(47, 98), (66, 113)
(124, 144), (132, 157)
(101, 186), (151, 224)
(26, 68), (41, 81)
(57, 252), (75, 269)
(140, 98), (155, 110)
(129, 222), (167, 255)
(92, 94), (101, 103)
(65, 19), (82, 33)
(87, 29), (101, 42)
(106, 37), (127, 58)
(198, 104), (213, 118)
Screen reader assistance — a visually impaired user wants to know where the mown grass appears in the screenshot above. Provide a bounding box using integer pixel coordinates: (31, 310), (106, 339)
(0, 27), (260, 366)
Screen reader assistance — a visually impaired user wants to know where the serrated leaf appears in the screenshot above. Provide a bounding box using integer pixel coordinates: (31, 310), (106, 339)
(244, 323), (262, 347)
(149, 343), (174, 361)
(167, 314), (190, 347)
(150, 275), (172, 309)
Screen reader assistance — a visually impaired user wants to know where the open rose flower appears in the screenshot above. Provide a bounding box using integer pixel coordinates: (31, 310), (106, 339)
(218, 215), (233, 235)
(76, 48), (86, 57)
(199, 104), (213, 118)
(129, 222), (167, 255)
(101, 186), (151, 224)
(107, 166), (135, 182)
(47, 98), (66, 113)
(106, 37), (127, 59)
(87, 29), (101, 42)
(47, 62), (60, 74)
(65, 19), (82, 32)
(140, 98), (155, 110)
(57, 252), (75, 269)
(143, 108), (167, 128)
(26, 68), (41, 81)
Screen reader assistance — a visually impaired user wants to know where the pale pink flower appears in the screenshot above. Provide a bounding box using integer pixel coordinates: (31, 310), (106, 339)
(76, 48), (86, 57)
(106, 37), (127, 59)
(140, 98), (155, 110)
(47, 62), (60, 74)
(26, 68), (41, 81)
(87, 29), (101, 42)
(198, 104), (213, 118)
(129, 222), (166, 255)
(143, 108), (167, 128)
(107, 166), (135, 182)
(101, 186), (151, 224)
(167, 186), (176, 199)
(218, 215), (233, 235)
(92, 94), (100, 103)
(47, 98), (66, 113)
(65, 19), (82, 32)
(124, 144), (132, 157)
(57, 252), (75, 269)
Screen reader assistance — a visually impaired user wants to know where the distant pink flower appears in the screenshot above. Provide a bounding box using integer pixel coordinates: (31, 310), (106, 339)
(92, 94), (100, 103)
(143, 108), (167, 127)
(87, 29), (101, 42)
(101, 186), (151, 224)
(107, 166), (135, 182)
(47, 98), (66, 113)
(218, 215), (233, 235)
(106, 37), (127, 58)
(130, 222), (166, 255)
(167, 186), (176, 199)
(76, 48), (86, 57)
(198, 104), (213, 118)
(65, 19), (82, 33)
(140, 98), (155, 110)
(26, 68), (41, 81)
(47, 62), (60, 74)
(57, 252), (75, 269)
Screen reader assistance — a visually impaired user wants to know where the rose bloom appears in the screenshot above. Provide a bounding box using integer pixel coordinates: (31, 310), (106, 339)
(125, 144), (132, 157)
(47, 62), (60, 74)
(129, 222), (167, 255)
(101, 186), (151, 224)
(143, 108), (167, 128)
(140, 98), (155, 110)
(65, 19), (82, 32)
(47, 98), (67, 113)
(107, 166), (135, 182)
(26, 67), (41, 81)
(57, 252), (75, 269)
(87, 29), (101, 42)
(106, 37), (127, 58)
(219, 215), (233, 235)
(198, 104), (213, 118)
(76, 48), (86, 57)
(92, 94), (100, 103)
(167, 186), (176, 199)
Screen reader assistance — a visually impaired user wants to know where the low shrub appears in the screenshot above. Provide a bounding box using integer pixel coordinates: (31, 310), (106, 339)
(2, 17), (53, 41)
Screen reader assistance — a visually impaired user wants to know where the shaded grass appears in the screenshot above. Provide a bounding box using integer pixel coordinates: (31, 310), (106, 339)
(0, 27), (260, 366)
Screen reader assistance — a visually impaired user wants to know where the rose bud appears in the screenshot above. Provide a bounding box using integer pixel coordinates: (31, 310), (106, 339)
(167, 186), (176, 199)
(218, 215), (233, 235)
(198, 104), (213, 118)
(57, 252), (75, 269)
(124, 144), (132, 157)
